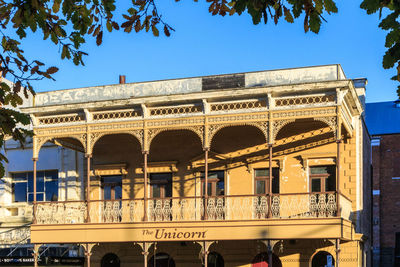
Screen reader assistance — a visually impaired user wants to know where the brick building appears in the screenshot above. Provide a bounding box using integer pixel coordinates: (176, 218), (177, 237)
(366, 100), (400, 266)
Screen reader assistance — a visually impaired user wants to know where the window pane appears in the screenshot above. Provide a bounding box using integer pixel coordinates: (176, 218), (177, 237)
(255, 168), (279, 194)
(152, 184), (161, 198)
(27, 173), (44, 193)
(164, 183), (172, 198)
(45, 170), (58, 181)
(326, 173), (336, 191)
(28, 193), (43, 202)
(202, 182), (212, 196)
(201, 171), (224, 196)
(310, 165), (336, 175)
(310, 166), (329, 174)
(255, 169), (269, 177)
(104, 186), (112, 200)
(256, 180), (266, 194)
(311, 179), (321, 192)
(201, 171), (224, 179)
(37, 177), (45, 192)
(36, 193), (43, 201)
(27, 174), (33, 193)
(149, 173), (172, 198)
(272, 168), (280, 194)
(45, 180), (58, 201)
(114, 185), (122, 200)
(216, 180), (225, 196)
(12, 173), (27, 180)
(13, 183), (27, 202)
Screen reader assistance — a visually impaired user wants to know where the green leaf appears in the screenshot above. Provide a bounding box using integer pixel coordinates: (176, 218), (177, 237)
(360, 0), (380, 15)
(309, 11), (321, 33)
(283, 6), (294, 23)
(152, 25), (159, 37)
(106, 21), (112, 32)
(379, 12), (399, 30)
(0, 82), (11, 92)
(385, 29), (400, 48)
(96, 30), (103, 46)
(323, 0), (338, 13)
(46, 66), (59, 74)
(53, 1), (60, 13)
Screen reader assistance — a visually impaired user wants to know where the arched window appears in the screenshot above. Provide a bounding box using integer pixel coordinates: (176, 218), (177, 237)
(311, 251), (335, 267)
(148, 252), (175, 267)
(101, 253), (120, 267)
(251, 252), (282, 267)
(207, 252), (224, 267)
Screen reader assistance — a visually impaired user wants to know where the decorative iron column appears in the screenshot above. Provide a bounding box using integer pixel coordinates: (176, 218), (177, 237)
(143, 151), (148, 221)
(335, 238), (341, 267)
(84, 244), (92, 267)
(204, 148), (209, 220)
(142, 250), (149, 267)
(33, 247), (38, 267)
(267, 240), (273, 267)
(203, 241), (209, 267)
(336, 140), (341, 217)
(86, 154), (91, 223)
(32, 158), (38, 224)
(268, 144), (273, 218)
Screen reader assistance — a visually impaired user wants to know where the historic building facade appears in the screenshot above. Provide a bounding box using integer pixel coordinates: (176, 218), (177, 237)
(366, 100), (400, 267)
(0, 132), (86, 266)
(13, 64), (371, 267)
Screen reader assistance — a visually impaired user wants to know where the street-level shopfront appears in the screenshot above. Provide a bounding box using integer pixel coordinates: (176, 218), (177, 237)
(0, 245), (84, 266)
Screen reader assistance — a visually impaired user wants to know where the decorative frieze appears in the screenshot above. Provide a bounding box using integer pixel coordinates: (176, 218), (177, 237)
(149, 104), (202, 117)
(32, 105), (342, 156)
(92, 109), (141, 121)
(38, 113), (84, 125)
(272, 107), (336, 119)
(275, 94), (335, 108)
(210, 100), (266, 113)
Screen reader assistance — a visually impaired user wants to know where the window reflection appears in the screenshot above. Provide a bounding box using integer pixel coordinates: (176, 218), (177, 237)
(12, 170), (58, 202)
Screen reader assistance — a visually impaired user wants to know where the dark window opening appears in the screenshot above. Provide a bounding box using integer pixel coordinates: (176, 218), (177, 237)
(254, 168), (280, 194)
(101, 176), (122, 200)
(251, 252), (282, 267)
(150, 173), (173, 199)
(201, 171), (225, 196)
(395, 232), (400, 266)
(148, 252), (175, 267)
(12, 170), (58, 203)
(101, 253), (120, 267)
(309, 165), (336, 193)
(311, 251), (335, 267)
(205, 252), (224, 267)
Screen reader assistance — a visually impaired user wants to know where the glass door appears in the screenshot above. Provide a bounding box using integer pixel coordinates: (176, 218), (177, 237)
(101, 176), (122, 222)
(201, 171), (225, 197)
(102, 176), (122, 200)
(149, 173), (172, 221)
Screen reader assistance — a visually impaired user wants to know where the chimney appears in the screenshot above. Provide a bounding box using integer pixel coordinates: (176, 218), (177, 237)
(119, 75), (126, 84)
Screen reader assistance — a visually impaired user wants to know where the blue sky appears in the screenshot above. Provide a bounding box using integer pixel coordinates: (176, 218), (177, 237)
(15, 1), (398, 103)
